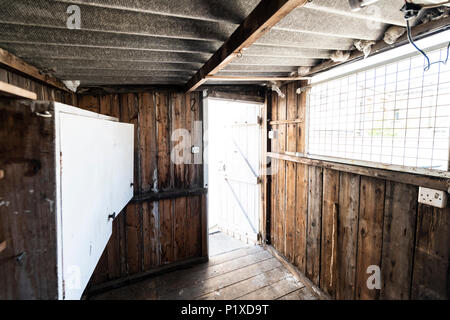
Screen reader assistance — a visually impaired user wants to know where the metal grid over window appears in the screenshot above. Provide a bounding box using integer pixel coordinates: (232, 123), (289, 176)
(308, 46), (450, 172)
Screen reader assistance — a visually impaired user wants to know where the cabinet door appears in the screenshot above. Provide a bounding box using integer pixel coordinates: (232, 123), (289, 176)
(59, 112), (133, 300)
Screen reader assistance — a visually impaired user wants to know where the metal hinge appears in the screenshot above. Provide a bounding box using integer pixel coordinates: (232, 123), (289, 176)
(257, 232), (263, 242)
(257, 116), (263, 126)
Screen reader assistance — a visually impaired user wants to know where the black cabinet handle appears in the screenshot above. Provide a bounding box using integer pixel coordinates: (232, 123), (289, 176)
(108, 212), (116, 220)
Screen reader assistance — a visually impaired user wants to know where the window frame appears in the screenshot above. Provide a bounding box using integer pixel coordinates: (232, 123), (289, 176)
(303, 37), (450, 180)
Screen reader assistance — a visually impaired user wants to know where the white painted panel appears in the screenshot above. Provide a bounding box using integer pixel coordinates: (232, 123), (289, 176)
(108, 121), (134, 215)
(59, 112), (133, 300)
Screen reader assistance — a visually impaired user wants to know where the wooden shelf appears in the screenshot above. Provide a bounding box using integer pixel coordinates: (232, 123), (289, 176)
(0, 81), (37, 100)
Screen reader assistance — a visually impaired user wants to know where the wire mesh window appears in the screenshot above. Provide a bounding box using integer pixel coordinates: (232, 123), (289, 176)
(308, 46), (450, 172)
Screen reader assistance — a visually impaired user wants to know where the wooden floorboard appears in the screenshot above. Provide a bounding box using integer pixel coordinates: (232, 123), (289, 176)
(278, 287), (318, 300)
(91, 245), (320, 300)
(162, 257), (282, 300)
(236, 276), (303, 300)
(197, 266), (291, 300)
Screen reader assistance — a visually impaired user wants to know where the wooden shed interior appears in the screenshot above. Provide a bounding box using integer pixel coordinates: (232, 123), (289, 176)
(0, 0), (449, 301)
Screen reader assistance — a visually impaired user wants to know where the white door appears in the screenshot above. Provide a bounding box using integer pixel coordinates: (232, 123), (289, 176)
(208, 99), (262, 244)
(59, 112), (133, 300)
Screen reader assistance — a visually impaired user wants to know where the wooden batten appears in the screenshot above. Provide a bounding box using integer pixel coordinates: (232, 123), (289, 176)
(268, 152), (450, 192)
(0, 81), (37, 100)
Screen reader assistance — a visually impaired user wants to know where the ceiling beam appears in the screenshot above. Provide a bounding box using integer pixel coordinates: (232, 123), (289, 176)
(185, 0), (308, 92)
(0, 48), (68, 92)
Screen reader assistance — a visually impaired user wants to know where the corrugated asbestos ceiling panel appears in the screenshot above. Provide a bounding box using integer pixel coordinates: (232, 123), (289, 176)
(0, 0), (410, 87)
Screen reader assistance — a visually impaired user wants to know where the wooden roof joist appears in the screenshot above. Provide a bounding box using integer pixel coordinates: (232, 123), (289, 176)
(185, 0), (308, 92)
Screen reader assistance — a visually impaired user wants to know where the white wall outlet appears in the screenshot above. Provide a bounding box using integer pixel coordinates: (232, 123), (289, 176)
(191, 146), (200, 154)
(418, 187), (447, 208)
(268, 130), (276, 139)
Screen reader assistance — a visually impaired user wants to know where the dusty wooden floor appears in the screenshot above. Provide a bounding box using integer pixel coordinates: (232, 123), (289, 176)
(90, 245), (319, 300)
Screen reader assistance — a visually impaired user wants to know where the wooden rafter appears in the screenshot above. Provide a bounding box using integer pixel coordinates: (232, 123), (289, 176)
(185, 0), (308, 92)
(0, 48), (69, 92)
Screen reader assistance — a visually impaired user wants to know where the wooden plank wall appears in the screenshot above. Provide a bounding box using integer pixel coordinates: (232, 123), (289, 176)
(268, 83), (450, 300)
(0, 99), (59, 299)
(0, 67), (76, 104)
(75, 90), (206, 289)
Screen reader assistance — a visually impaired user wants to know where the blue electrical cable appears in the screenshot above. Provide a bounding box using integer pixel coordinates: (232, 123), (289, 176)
(406, 19), (450, 71)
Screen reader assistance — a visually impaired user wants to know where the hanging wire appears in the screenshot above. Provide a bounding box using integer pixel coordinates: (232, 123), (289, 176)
(405, 15), (450, 71)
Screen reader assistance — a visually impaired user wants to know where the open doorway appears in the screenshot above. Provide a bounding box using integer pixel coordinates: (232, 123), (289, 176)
(205, 97), (263, 257)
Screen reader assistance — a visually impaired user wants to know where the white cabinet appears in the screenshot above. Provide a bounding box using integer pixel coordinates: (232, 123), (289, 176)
(0, 100), (133, 300)
(53, 103), (134, 300)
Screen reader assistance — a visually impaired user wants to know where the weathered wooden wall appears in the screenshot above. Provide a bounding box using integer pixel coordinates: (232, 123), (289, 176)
(0, 99), (59, 299)
(75, 91), (206, 290)
(268, 82), (450, 300)
(0, 67), (76, 104)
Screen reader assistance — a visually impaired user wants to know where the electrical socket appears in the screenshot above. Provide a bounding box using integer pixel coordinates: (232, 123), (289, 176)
(191, 146), (200, 154)
(268, 130), (276, 139)
(418, 187), (447, 208)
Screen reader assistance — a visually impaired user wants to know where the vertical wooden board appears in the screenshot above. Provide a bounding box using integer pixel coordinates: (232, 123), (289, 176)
(275, 86), (287, 255)
(270, 159), (278, 247)
(411, 204), (450, 300)
(277, 86), (287, 154)
(184, 93), (193, 187)
(0, 68), (7, 82)
(188, 195), (201, 258)
(270, 92), (278, 154)
(139, 92), (157, 193)
(159, 199), (174, 264)
(276, 159), (286, 256)
(286, 82), (297, 153)
(119, 93), (139, 194)
(320, 168), (339, 298)
(125, 203), (142, 275)
(355, 176), (385, 300)
(201, 193), (208, 257)
(156, 92), (171, 191)
(99, 95), (112, 116)
(306, 165), (323, 285)
(192, 92), (203, 187)
(296, 80), (308, 153)
(269, 91), (278, 247)
(143, 201), (160, 270)
(285, 160), (296, 262)
(105, 220), (120, 280)
(78, 95), (100, 113)
(336, 172), (360, 300)
(294, 163), (308, 273)
(171, 93), (186, 189)
(380, 182), (417, 300)
(174, 197), (187, 261)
